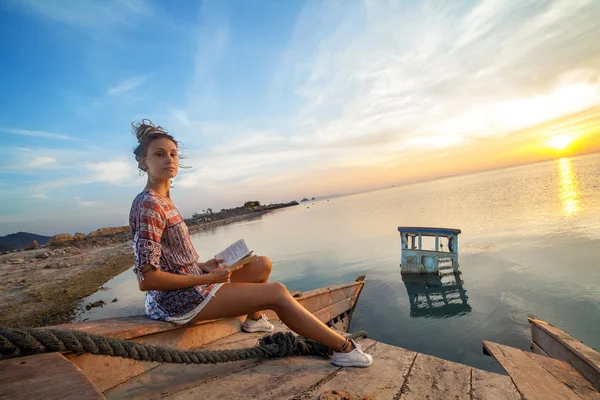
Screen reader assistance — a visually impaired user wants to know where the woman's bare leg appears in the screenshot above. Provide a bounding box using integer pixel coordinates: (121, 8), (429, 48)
(190, 282), (348, 351)
(229, 256), (272, 320)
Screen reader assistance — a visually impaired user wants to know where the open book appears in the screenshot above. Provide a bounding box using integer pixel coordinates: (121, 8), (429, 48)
(214, 239), (257, 271)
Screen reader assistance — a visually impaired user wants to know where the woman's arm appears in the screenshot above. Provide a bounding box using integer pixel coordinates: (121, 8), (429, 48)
(138, 267), (230, 291)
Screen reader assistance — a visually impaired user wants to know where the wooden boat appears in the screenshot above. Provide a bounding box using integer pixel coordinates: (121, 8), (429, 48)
(2, 274), (599, 399)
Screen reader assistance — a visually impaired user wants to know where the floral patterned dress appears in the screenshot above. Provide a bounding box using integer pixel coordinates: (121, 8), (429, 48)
(129, 190), (223, 324)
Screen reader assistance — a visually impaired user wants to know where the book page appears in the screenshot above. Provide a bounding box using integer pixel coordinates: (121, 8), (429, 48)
(215, 239), (251, 267)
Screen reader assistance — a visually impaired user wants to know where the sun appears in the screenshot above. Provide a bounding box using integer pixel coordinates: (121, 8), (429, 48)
(546, 134), (574, 150)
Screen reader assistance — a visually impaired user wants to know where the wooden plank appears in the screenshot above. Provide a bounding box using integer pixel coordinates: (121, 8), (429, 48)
(399, 353), (471, 400)
(312, 297), (357, 324)
(530, 318), (600, 390)
(49, 315), (179, 340)
(0, 353), (104, 400)
(483, 340), (583, 400)
(294, 341), (415, 399)
(295, 281), (363, 302)
(105, 321), (290, 400)
(471, 369), (521, 400)
(263, 284), (362, 321)
(69, 316), (245, 392)
(166, 338), (377, 400)
(525, 351), (600, 400)
(531, 341), (549, 357)
(328, 314), (350, 332)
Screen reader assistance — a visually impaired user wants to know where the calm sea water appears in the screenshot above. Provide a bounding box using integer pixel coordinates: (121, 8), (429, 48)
(76, 153), (600, 373)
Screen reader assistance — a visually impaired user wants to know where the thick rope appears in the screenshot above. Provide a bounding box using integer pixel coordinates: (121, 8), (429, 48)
(0, 326), (367, 364)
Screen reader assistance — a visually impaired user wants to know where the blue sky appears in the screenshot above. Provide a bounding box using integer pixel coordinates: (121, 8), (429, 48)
(1, 0), (600, 236)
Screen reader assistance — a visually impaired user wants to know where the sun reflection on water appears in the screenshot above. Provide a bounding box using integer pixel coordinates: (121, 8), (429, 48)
(557, 158), (579, 216)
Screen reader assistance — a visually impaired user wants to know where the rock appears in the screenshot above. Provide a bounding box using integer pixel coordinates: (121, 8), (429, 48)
(85, 300), (106, 310)
(88, 226), (129, 237)
(8, 258), (24, 265)
(111, 298), (118, 303)
(48, 233), (74, 246)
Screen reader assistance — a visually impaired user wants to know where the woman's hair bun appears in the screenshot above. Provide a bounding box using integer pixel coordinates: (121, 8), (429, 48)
(132, 119), (167, 143)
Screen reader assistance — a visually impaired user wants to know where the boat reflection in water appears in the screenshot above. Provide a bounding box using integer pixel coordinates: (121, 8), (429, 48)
(401, 270), (471, 318)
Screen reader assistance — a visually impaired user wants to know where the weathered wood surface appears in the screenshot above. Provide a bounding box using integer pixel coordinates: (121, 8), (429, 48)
(0, 353), (104, 400)
(530, 318), (600, 390)
(263, 283), (363, 321)
(104, 321), (291, 400)
(107, 320), (520, 400)
(483, 340), (600, 400)
(526, 351), (600, 399)
(294, 341), (416, 399)
(471, 369), (521, 400)
(67, 315), (246, 392)
(399, 353), (471, 399)
(530, 341), (549, 357)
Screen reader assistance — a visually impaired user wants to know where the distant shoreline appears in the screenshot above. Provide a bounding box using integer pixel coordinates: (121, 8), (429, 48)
(0, 203), (297, 328)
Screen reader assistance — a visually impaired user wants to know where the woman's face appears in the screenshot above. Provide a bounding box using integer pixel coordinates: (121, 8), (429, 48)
(143, 137), (179, 180)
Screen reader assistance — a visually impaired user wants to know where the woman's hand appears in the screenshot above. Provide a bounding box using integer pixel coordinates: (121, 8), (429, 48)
(207, 265), (233, 283)
(202, 258), (223, 273)
(206, 263), (246, 284)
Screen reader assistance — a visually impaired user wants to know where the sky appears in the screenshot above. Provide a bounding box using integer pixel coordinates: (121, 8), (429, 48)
(1, 0), (600, 236)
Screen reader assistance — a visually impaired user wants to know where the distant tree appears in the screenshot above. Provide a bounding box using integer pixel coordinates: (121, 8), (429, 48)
(206, 208), (213, 214)
(244, 201), (261, 208)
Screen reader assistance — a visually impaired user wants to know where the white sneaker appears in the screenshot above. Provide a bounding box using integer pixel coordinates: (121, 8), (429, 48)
(331, 339), (373, 367)
(242, 314), (275, 333)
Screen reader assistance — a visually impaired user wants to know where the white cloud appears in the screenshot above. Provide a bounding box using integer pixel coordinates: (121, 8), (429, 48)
(1, 128), (75, 140)
(16, 155), (143, 199)
(108, 74), (151, 95)
(2, 147), (57, 171)
(74, 196), (100, 207)
(82, 159), (141, 186)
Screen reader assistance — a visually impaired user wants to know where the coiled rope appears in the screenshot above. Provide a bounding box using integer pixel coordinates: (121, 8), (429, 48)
(0, 326), (367, 364)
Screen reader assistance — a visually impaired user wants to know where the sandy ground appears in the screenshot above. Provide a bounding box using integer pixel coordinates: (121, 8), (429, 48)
(0, 243), (134, 328)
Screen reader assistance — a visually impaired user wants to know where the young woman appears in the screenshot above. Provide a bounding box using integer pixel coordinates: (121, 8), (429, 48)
(129, 120), (372, 367)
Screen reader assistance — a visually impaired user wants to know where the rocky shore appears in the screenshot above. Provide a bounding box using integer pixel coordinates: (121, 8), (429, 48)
(0, 201), (298, 328)
(43, 201), (298, 249)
